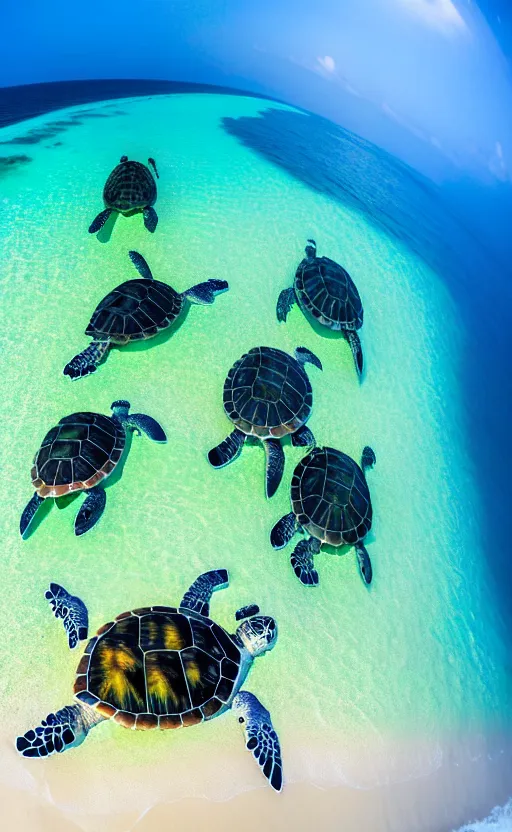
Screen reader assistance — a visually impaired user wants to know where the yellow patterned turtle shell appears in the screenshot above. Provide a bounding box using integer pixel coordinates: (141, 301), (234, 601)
(73, 607), (242, 729)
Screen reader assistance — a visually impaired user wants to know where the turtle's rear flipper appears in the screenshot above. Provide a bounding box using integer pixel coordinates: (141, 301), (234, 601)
(125, 413), (167, 442)
(63, 341), (110, 380)
(276, 287), (296, 323)
(148, 157), (159, 178)
(345, 330), (363, 379)
(74, 487), (106, 536)
(291, 425), (315, 448)
(361, 445), (376, 473)
(263, 439), (285, 499)
(181, 569), (229, 617)
(45, 583), (89, 649)
(270, 512), (298, 549)
(143, 206), (158, 233)
(16, 704), (102, 758)
(356, 543), (373, 585)
(208, 429), (245, 468)
(232, 691), (283, 792)
(290, 538), (320, 586)
(20, 493), (44, 537)
(88, 208), (112, 234)
(183, 279), (229, 305)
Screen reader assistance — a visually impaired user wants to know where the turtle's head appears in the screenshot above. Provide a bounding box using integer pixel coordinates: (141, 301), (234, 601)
(236, 615), (277, 657)
(305, 239), (317, 260)
(111, 400), (130, 420)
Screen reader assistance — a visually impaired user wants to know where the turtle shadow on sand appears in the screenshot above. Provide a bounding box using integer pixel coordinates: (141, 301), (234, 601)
(94, 210), (118, 243)
(121, 303), (191, 353)
(319, 526), (377, 560)
(299, 306), (347, 342)
(21, 498), (54, 540)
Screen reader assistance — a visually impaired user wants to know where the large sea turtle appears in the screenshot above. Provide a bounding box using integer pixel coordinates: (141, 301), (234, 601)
(88, 156), (159, 235)
(63, 251), (229, 380)
(277, 240), (365, 378)
(16, 570), (283, 792)
(208, 346), (322, 498)
(271, 446), (376, 586)
(20, 400), (166, 538)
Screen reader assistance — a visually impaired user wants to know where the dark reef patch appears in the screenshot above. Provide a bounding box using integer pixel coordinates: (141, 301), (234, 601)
(0, 154), (32, 174)
(0, 108), (126, 146)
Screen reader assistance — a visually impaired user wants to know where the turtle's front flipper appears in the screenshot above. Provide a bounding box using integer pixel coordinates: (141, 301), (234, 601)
(45, 583), (89, 649)
(88, 208), (112, 234)
(74, 487), (106, 536)
(143, 206), (158, 233)
(129, 250), (154, 280)
(208, 429), (245, 468)
(263, 439), (285, 499)
(270, 512), (298, 549)
(232, 691), (283, 792)
(16, 704), (103, 759)
(355, 542), (373, 585)
(20, 493), (44, 537)
(344, 330), (363, 378)
(148, 157), (159, 178)
(290, 537), (321, 586)
(125, 413), (167, 442)
(276, 287), (296, 323)
(291, 424), (315, 447)
(295, 346), (323, 371)
(180, 569), (229, 617)
(63, 341), (110, 380)
(183, 279), (229, 305)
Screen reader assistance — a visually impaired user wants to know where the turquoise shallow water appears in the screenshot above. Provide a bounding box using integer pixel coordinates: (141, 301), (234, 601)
(0, 93), (510, 817)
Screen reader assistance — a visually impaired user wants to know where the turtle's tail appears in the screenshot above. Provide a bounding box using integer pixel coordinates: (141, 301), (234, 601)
(15, 704), (103, 758)
(63, 341), (110, 380)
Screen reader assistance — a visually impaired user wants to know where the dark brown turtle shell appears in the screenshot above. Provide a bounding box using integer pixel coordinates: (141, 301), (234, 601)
(223, 347), (313, 440)
(103, 160), (157, 214)
(86, 279), (183, 344)
(74, 607), (242, 729)
(295, 256), (363, 331)
(31, 413), (125, 499)
(291, 446), (372, 546)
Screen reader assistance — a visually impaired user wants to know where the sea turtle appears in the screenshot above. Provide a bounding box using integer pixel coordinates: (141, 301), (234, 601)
(88, 155), (159, 235)
(208, 346), (322, 498)
(271, 445), (376, 586)
(15, 570), (283, 792)
(63, 251), (229, 380)
(277, 240), (365, 378)
(20, 400), (166, 538)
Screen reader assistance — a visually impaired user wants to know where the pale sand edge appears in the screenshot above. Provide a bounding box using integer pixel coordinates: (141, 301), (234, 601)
(3, 742), (511, 832)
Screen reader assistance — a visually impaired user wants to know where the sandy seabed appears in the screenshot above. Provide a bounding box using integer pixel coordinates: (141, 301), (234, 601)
(1, 93), (511, 832)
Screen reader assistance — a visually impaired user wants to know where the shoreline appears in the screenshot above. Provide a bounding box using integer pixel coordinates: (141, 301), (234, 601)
(3, 735), (512, 832)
